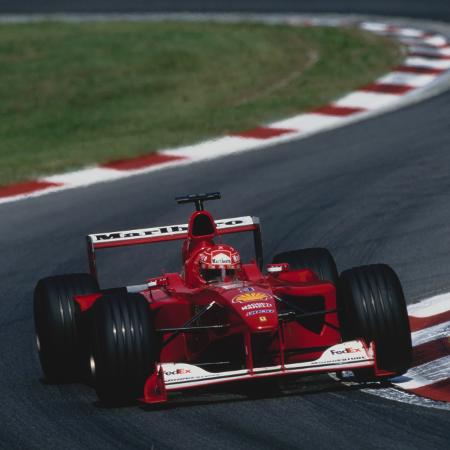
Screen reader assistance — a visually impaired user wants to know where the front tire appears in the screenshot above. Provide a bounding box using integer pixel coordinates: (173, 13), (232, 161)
(272, 248), (338, 285)
(338, 264), (412, 378)
(34, 273), (99, 382)
(90, 293), (160, 404)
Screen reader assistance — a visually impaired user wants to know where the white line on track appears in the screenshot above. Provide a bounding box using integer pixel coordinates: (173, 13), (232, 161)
(408, 292), (450, 317)
(409, 46), (450, 56)
(363, 386), (450, 411)
(272, 113), (346, 132)
(359, 295), (450, 410)
(411, 321), (450, 346)
(377, 72), (437, 87)
(393, 357), (450, 387)
(404, 57), (450, 69)
(334, 91), (401, 109)
(45, 167), (125, 187)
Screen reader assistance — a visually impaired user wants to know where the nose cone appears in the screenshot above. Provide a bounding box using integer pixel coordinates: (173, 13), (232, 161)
(228, 289), (278, 331)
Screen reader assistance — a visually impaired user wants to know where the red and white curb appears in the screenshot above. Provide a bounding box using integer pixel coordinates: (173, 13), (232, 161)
(356, 293), (449, 410)
(0, 20), (449, 205)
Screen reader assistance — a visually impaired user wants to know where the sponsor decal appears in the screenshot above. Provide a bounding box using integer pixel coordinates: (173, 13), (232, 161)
(330, 348), (361, 355)
(93, 225), (188, 242)
(259, 316), (268, 322)
(232, 292), (270, 303)
(91, 217), (253, 242)
(246, 309), (275, 317)
(211, 251), (232, 265)
(165, 368), (191, 376)
(239, 287), (255, 293)
(241, 302), (272, 311)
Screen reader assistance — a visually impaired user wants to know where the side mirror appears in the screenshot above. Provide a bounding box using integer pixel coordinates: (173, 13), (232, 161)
(147, 276), (168, 289)
(266, 263), (289, 274)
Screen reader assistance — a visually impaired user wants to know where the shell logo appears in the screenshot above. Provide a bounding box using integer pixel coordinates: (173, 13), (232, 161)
(232, 292), (270, 303)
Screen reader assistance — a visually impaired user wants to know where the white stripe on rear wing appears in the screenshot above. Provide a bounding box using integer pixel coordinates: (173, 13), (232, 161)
(88, 216), (259, 249)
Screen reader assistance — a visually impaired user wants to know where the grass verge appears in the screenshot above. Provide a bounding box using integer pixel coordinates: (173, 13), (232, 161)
(0, 21), (402, 185)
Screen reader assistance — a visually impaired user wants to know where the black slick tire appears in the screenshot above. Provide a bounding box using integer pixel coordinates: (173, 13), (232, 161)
(89, 292), (160, 404)
(338, 264), (412, 378)
(34, 273), (99, 382)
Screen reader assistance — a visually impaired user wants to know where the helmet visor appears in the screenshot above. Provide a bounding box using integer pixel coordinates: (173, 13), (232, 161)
(200, 268), (237, 283)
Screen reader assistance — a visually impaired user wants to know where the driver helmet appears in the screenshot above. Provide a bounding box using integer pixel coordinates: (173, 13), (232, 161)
(198, 244), (241, 283)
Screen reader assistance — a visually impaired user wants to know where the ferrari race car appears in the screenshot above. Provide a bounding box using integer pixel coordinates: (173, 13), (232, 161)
(34, 192), (412, 404)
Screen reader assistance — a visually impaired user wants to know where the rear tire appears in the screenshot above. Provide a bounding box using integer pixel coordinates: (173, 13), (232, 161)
(272, 248), (338, 285)
(338, 264), (412, 378)
(34, 273), (99, 382)
(90, 293), (160, 404)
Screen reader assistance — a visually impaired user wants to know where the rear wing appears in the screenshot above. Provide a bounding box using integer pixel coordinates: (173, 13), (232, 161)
(86, 216), (263, 279)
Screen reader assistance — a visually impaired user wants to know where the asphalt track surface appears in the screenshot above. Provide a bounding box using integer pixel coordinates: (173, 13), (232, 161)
(1, 3), (450, 450)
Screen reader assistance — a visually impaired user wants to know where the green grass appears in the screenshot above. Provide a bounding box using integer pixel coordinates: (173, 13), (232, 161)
(0, 21), (402, 185)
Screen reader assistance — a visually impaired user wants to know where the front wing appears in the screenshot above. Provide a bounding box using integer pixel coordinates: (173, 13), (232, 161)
(143, 339), (375, 403)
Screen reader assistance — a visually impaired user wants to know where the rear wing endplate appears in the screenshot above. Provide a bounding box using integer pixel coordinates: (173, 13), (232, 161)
(86, 216), (262, 279)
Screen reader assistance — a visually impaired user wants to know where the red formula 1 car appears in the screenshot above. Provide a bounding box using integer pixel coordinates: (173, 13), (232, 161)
(34, 192), (412, 404)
